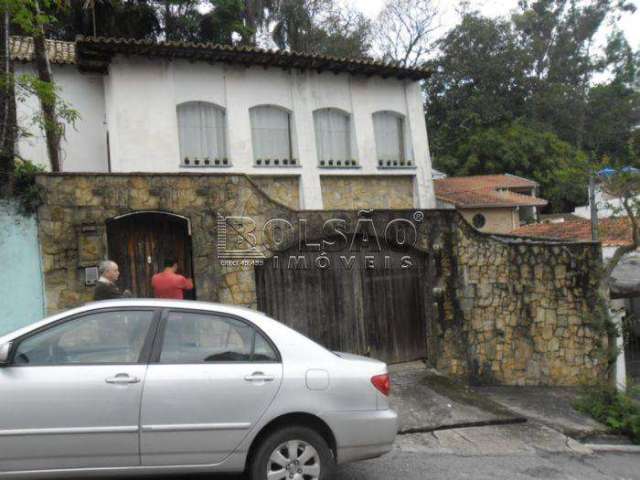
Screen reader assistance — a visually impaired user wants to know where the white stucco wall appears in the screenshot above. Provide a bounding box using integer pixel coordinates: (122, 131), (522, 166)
(16, 56), (436, 209)
(15, 64), (108, 172)
(104, 57), (435, 209)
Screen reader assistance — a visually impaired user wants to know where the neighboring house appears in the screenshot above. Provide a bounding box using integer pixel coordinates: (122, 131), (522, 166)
(434, 174), (548, 234)
(513, 217), (640, 387)
(11, 36), (435, 210)
(573, 184), (638, 220)
(431, 168), (447, 180)
(512, 216), (633, 259)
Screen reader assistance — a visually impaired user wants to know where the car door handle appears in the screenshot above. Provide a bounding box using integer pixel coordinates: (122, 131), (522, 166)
(244, 372), (275, 382)
(105, 373), (140, 385)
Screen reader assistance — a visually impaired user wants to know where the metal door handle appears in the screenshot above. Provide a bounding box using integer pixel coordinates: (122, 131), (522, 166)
(105, 373), (140, 385)
(244, 372), (275, 382)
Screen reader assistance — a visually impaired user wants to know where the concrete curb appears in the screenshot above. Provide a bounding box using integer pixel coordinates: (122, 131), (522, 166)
(583, 444), (640, 453)
(398, 417), (528, 435)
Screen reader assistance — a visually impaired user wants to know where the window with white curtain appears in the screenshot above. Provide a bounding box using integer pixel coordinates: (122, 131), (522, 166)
(313, 108), (355, 167)
(373, 111), (408, 166)
(250, 106), (294, 166)
(177, 102), (228, 167)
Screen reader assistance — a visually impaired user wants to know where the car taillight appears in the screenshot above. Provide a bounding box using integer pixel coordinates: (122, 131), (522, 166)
(371, 373), (390, 396)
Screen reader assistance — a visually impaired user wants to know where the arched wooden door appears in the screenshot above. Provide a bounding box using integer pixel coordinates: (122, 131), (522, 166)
(107, 212), (195, 299)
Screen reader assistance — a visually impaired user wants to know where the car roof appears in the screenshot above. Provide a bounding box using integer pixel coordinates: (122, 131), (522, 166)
(0, 300), (270, 344)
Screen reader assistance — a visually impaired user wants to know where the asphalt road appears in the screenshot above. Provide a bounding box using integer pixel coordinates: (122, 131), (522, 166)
(333, 450), (640, 480)
(192, 424), (640, 480)
(200, 450), (639, 480)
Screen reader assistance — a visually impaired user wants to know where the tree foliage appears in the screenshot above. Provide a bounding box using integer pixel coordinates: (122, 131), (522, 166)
(271, 0), (371, 58)
(425, 1), (640, 211)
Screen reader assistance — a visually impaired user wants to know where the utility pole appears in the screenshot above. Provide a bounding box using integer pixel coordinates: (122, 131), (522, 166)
(589, 174), (598, 242)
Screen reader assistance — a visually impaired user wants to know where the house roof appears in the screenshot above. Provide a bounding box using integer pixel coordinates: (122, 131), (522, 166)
(435, 174), (538, 193)
(10, 36), (76, 65)
(512, 217), (633, 247)
(72, 36), (432, 80)
(434, 174), (546, 208)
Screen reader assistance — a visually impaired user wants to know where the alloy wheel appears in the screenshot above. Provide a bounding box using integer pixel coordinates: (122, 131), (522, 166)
(267, 439), (321, 480)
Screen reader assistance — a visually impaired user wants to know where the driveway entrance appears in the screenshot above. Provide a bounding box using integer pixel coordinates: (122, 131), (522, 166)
(255, 244), (432, 364)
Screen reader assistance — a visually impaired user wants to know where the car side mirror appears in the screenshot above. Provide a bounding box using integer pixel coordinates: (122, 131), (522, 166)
(0, 342), (12, 366)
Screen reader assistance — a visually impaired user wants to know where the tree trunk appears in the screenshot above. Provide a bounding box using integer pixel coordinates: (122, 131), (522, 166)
(0, 7), (16, 196)
(32, 0), (61, 172)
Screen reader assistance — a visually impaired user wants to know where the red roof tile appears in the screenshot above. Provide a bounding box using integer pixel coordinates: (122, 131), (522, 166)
(434, 174), (538, 194)
(512, 217), (634, 246)
(434, 174), (546, 208)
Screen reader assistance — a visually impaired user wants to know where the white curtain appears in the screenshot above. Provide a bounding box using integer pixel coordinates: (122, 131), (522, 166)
(314, 109), (351, 163)
(177, 102), (227, 164)
(250, 106), (292, 162)
(373, 111), (405, 163)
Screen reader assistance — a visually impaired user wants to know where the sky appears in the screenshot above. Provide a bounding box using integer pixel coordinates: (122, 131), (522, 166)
(347, 0), (640, 50)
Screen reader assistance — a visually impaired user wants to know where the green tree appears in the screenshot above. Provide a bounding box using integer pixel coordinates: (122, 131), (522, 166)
(272, 0), (371, 58)
(200, 0), (254, 45)
(0, 0), (16, 195)
(1, 0), (78, 178)
(425, 13), (530, 162)
(512, 0), (636, 150)
(435, 120), (590, 211)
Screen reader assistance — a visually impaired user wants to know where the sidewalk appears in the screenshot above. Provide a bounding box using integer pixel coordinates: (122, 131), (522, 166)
(470, 385), (608, 439)
(388, 362), (525, 433)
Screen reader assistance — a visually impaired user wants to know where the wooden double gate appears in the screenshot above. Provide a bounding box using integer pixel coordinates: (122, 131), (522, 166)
(256, 246), (433, 364)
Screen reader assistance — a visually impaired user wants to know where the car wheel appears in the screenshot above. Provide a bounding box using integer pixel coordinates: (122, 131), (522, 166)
(250, 426), (334, 480)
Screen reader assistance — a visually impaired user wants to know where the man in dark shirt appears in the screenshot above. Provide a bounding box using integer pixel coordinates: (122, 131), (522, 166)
(94, 260), (131, 300)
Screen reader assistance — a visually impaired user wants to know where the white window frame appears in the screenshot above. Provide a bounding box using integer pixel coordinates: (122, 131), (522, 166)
(313, 108), (356, 167)
(373, 111), (412, 167)
(176, 101), (228, 167)
(250, 105), (296, 167)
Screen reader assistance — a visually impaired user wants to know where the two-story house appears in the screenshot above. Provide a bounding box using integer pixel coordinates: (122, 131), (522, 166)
(12, 36), (435, 211)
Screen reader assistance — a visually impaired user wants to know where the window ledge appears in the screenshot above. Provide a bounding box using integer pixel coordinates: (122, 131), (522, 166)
(377, 165), (417, 170)
(254, 164), (302, 168)
(318, 165), (361, 170)
(180, 164), (233, 169)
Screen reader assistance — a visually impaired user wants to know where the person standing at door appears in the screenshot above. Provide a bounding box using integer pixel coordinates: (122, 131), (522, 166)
(94, 260), (132, 300)
(152, 258), (194, 300)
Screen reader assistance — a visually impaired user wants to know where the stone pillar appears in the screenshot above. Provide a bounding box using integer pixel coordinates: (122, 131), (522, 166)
(610, 298), (627, 391)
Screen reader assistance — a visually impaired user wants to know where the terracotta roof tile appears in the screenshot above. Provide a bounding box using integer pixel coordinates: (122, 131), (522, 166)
(434, 174), (538, 194)
(436, 187), (548, 208)
(10, 36), (76, 64)
(75, 36), (431, 79)
(512, 217), (633, 246)
(434, 174), (546, 208)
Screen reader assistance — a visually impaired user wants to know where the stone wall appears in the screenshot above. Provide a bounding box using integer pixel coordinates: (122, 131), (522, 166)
(36, 173), (290, 312)
(320, 175), (414, 209)
(431, 216), (607, 385)
(249, 175), (300, 210)
(35, 173), (607, 385)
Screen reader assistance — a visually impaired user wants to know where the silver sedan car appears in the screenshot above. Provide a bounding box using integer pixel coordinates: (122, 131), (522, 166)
(0, 299), (397, 480)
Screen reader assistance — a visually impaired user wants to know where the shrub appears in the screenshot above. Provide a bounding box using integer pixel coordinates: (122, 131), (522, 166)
(575, 385), (640, 444)
(13, 160), (45, 215)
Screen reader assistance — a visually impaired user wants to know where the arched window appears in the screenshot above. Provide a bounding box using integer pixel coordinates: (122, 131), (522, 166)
(177, 102), (227, 166)
(250, 106), (294, 166)
(313, 108), (353, 166)
(373, 111), (407, 166)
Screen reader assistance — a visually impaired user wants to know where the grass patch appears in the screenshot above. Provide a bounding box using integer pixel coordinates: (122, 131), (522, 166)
(574, 385), (640, 444)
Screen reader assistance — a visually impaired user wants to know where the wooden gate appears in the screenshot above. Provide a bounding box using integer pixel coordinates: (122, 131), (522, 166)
(255, 245), (432, 364)
(106, 212), (195, 298)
